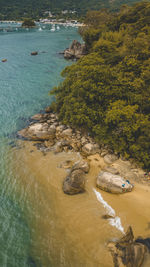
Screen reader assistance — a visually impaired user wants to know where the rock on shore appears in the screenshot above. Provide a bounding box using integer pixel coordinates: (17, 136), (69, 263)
(18, 109), (147, 195)
(96, 171), (134, 194)
(64, 40), (87, 60)
(63, 160), (89, 195)
(63, 168), (85, 195)
(108, 226), (148, 267)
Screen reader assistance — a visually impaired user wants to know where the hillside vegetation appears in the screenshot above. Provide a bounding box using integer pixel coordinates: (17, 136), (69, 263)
(51, 2), (150, 170)
(0, 0), (144, 20)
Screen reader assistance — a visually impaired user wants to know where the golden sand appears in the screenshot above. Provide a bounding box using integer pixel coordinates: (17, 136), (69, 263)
(13, 141), (150, 266)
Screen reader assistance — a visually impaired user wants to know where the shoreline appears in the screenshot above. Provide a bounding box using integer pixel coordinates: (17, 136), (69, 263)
(14, 135), (150, 267)
(0, 20), (85, 27)
(15, 107), (150, 266)
(18, 109), (150, 187)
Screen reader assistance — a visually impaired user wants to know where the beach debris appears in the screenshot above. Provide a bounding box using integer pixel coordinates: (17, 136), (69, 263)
(102, 214), (115, 220)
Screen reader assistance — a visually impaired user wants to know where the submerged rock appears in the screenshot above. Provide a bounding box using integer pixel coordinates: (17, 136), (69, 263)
(63, 169), (85, 195)
(108, 226), (148, 267)
(96, 171), (133, 194)
(31, 51), (38, 56)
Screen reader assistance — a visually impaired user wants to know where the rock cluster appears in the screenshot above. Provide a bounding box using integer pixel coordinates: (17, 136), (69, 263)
(18, 110), (146, 194)
(108, 226), (149, 267)
(64, 40), (87, 60)
(18, 112), (101, 156)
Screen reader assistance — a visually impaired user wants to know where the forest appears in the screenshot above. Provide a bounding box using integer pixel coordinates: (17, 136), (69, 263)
(51, 1), (150, 170)
(0, 0), (142, 20)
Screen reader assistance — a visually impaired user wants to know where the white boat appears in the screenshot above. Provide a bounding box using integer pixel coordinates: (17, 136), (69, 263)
(50, 25), (55, 32)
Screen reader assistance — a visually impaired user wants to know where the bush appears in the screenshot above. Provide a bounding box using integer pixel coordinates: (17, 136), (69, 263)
(22, 18), (36, 27)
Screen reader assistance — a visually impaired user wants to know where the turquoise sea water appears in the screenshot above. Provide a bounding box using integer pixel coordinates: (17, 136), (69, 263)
(0, 23), (80, 267)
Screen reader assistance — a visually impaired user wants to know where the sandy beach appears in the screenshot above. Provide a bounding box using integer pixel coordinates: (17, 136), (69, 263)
(12, 140), (150, 267)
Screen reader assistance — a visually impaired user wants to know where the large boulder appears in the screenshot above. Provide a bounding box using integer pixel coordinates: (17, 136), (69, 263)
(18, 123), (56, 141)
(96, 171), (133, 194)
(82, 143), (100, 156)
(64, 40), (87, 60)
(63, 169), (85, 195)
(108, 226), (148, 267)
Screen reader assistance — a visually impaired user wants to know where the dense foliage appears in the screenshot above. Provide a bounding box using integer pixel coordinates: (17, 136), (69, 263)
(51, 2), (150, 170)
(22, 18), (35, 27)
(0, 0), (145, 20)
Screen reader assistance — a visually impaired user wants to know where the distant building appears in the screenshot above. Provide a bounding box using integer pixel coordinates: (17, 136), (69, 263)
(43, 11), (53, 18)
(61, 10), (77, 14)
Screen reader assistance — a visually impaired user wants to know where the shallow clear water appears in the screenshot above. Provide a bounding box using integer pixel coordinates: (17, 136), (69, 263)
(0, 23), (80, 266)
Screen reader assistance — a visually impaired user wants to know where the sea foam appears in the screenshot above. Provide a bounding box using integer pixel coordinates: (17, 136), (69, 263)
(93, 188), (125, 234)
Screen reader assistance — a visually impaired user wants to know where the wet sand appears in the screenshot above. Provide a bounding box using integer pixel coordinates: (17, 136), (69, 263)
(13, 141), (150, 266)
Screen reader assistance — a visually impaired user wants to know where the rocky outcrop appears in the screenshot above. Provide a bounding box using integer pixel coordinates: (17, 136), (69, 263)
(64, 40), (87, 60)
(108, 226), (148, 267)
(96, 171), (133, 194)
(18, 123), (56, 141)
(18, 109), (148, 191)
(18, 112), (99, 157)
(63, 169), (85, 195)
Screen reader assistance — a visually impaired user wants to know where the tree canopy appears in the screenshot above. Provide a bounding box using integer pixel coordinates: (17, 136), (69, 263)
(51, 2), (150, 170)
(22, 18), (35, 27)
(0, 0), (146, 20)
